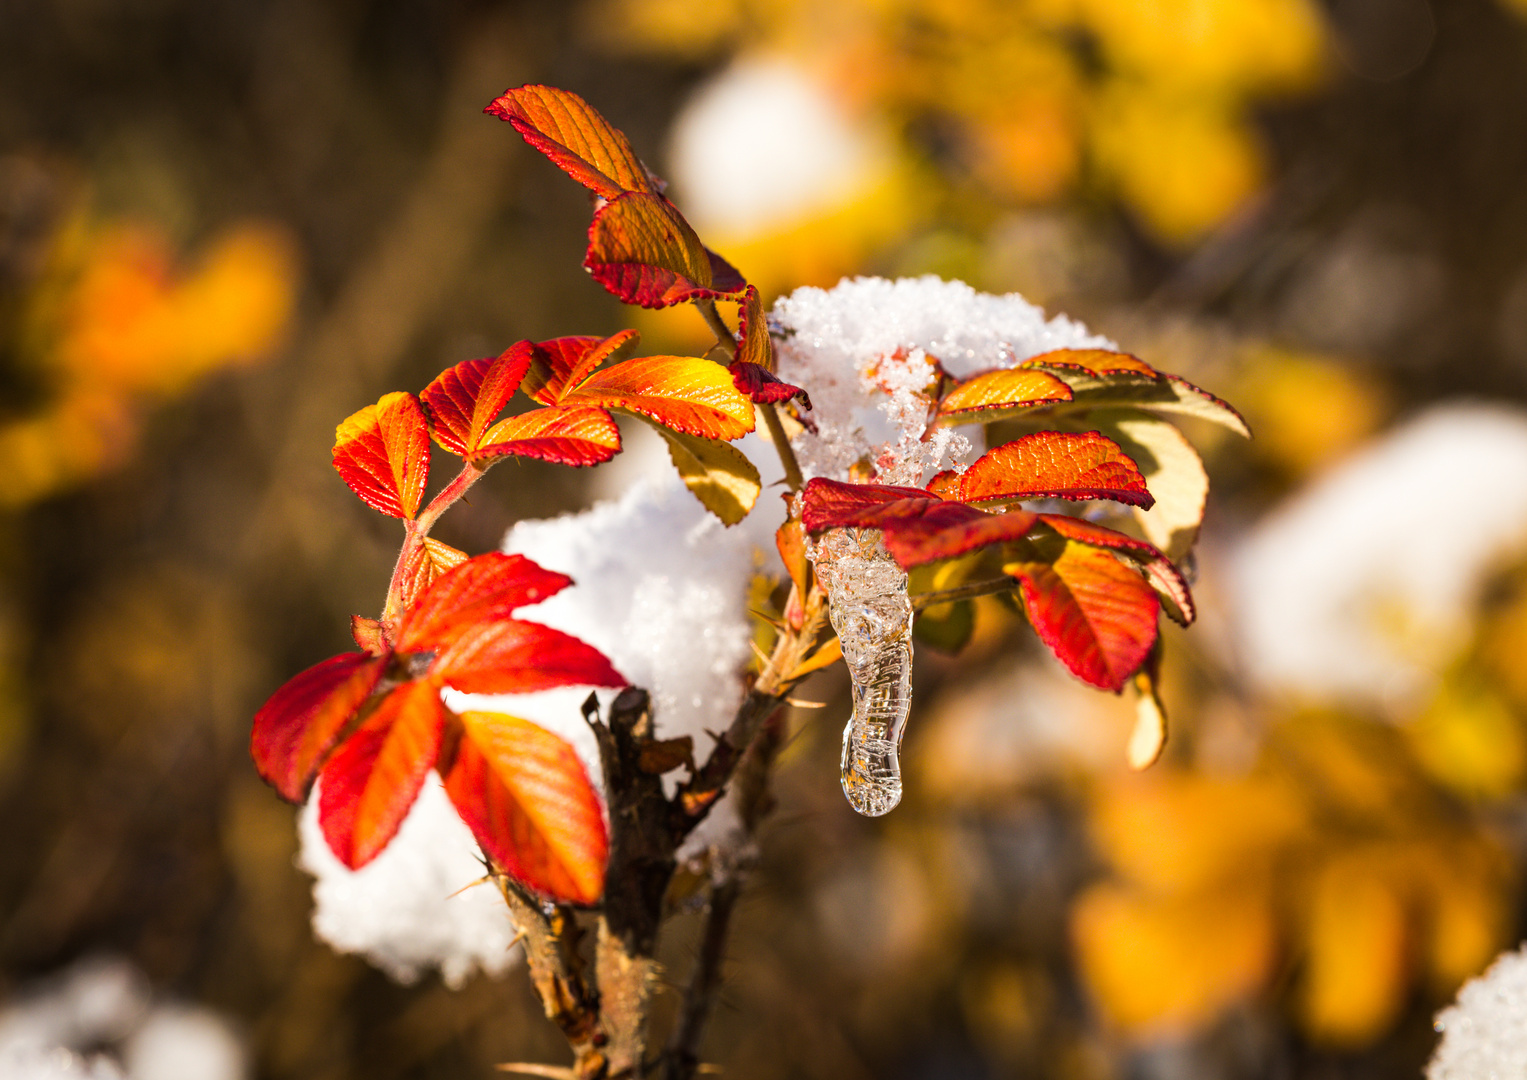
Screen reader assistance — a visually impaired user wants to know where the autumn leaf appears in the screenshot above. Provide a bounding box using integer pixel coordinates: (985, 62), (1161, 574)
(392, 537), (471, 623)
(420, 341), (534, 458)
(1006, 541), (1161, 690)
(317, 680), (447, 869)
(523, 332), (639, 405)
(953, 431), (1154, 508)
(398, 551), (574, 650)
(431, 618), (627, 695)
(444, 711), (609, 904)
(1023, 348), (1250, 437)
(251, 651), (388, 803)
(485, 84), (656, 200)
(729, 360), (810, 408)
(935, 366), (1073, 424)
(476, 405), (622, 467)
(332, 391), (431, 518)
(800, 478), (935, 533)
(563, 354), (755, 440)
(650, 423), (761, 526)
(1037, 514), (1195, 625)
(585, 192), (727, 309)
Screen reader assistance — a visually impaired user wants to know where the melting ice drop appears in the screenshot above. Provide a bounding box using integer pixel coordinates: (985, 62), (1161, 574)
(810, 530), (914, 817)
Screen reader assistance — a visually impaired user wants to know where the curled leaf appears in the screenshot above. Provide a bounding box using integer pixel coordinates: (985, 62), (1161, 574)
(730, 360), (810, 409)
(585, 192), (726, 309)
(420, 341), (534, 458)
(1024, 348), (1250, 438)
(486, 84), (655, 200)
(332, 392), (431, 518)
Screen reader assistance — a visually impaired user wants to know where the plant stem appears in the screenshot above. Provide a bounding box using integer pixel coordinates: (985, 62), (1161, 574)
(695, 299), (736, 357)
(760, 403), (804, 491)
(911, 575), (1015, 611)
(662, 878), (740, 1080)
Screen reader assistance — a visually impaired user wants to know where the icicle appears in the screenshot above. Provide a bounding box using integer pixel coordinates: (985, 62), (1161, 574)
(809, 528), (914, 816)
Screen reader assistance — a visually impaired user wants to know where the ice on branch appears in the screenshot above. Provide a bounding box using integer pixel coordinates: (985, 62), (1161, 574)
(1428, 940), (1527, 1079)
(810, 529), (913, 816)
(771, 275), (1114, 484)
(298, 774), (519, 988)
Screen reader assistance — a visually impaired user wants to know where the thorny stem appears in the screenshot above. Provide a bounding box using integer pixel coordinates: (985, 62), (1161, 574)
(380, 460), (484, 631)
(694, 298), (736, 356)
(911, 575), (1017, 611)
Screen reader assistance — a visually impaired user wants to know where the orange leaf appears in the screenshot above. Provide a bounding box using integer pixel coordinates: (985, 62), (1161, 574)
(1038, 514), (1195, 625)
(399, 552), (574, 652)
(478, 405), (623, 466)
(420, 341), (534, 457)
(956, 431), (1154, 508)
(523, 331), (639, 406)
(585, 192), (733, 309)
(1006, 542), (1160, 690)
(332, 391), (431, 518)
(564, 354), (755, 439)
(251, 652), (388, 803)
(800, 478), (935, 532)
(1024, 348), (1250, 437)
(430, 618), (627, 694)
(881, 503), (1040, 568)
(936, 367), (1073, 423)
(485, 84), (655, 200)
(317, 680), (446, 869)
(443, 712), (609, 904)
(735, 284), (771, 369)
(394, 537), (472, 619)
(1023, 347), (1161, 380)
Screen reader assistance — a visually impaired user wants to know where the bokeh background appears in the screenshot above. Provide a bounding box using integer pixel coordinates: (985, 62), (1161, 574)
(6, 0), (1527, 1077)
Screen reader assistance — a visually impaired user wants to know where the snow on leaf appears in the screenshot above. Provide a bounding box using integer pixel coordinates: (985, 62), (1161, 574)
(398, 552), (574, 651)
(1006, 542), (1161, 691)
(485, 84), (656, 200)
(1036, 514), (1195, 626)
(332, 392), (431, 518)
(251, 652), (388, 803)
(317, 680), (447, 869)
(419, 341), (534, 458)
(522, 331), (639, 406)
(430, 618), (627, 694)
(936, 367), (1073, 424)
(955, 431), (1154, 509)
(443, 712), (609, 905)
(649, 422), (761, 526)
(476, 405), (622, 467)
(564, 354), (756, 440)
(585, 192), (732, 309)
(1024, 348), (1250, 438)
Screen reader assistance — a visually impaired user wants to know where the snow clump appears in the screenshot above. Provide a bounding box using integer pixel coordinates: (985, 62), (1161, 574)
(1428, 940), (1527, 1079)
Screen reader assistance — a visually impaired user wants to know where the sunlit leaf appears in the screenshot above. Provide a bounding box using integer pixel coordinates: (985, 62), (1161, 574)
(1086, 412), (1206, 560)
(251, 652), (388, 803)
(585, 192), (723, 309)
(956, 431), (1153, 508)
(399, 552), (574, 651)
(393, 537), (472, 619)
(649, 422), (761, 525)
(729, 361), (809, 408)
(565, 354), (755, 439)
(317, 680), (446, 869)
(1024, 348), (1250, 437)
(1128, 649), (1167, 770)
(800, 477), (935, 532)
(522, 331), (639, 406)
(734, 284), (771, 368)
(776, 518), (810, 599)
(443, 712), (609, 904)
(430, 618), (626, 694)
(485, 84), (655, 200)
(332, 391), (431, 518)
(420, 341), (535, 457)
(477, 405), (622, 466)
(1037, 514), (1195, 625)
(936, 367), (1073, 424)
(1006, 541), (1160, 690)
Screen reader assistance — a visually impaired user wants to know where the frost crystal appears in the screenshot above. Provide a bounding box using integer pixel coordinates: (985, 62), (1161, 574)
(1428, 940), (1527, 1079)
(811, 529), (914, 816)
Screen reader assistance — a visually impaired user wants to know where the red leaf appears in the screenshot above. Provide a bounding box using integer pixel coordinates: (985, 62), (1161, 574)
(734, 284), (770, 368)
(443, 714), (608, 904)
(956, 431), (1154, 509)
(564, 354), (755, 440)
(420, 341), (534, 458)
(477, 405), (623, 466)
(393, 538), (473, 626)
(485, 85), (655, 200)
(585, 192), (743, 309)
(879, 503), (1040, 569)
(252, 652), (388, 803)
(430, 618), (627, 694)
(1022, 347), (1161, 380)
(924, 470), (961, 498)
(317, 680), (446, 868)
(707, 248), (747, 293)
(332, 392), (431, 518)
(800, 477), (936, 532)
(1037, 514), (1195, 625)
(936, 367), (1073, 422)
(729, 360), (810, 408)
(523, 331), (639, 406)
(399, 552), (574, 652)
(1006, 543), (1160, 691)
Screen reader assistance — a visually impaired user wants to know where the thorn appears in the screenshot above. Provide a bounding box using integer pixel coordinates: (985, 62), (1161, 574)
(748, 639), (771, 666)
(580, 692), (600, 723)
(445, 875), (493, 900)
(748, 608), (786, 630)
(784, 697), (826, 708)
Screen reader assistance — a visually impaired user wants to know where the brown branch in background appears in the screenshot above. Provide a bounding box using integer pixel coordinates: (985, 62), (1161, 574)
(911, 575), (1015, 611)
(662, 878), (741, 1080)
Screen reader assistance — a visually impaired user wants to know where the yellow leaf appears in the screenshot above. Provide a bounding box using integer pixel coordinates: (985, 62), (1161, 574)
(648, 422), (760, 526)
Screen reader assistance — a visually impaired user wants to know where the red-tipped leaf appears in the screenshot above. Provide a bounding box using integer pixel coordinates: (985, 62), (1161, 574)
(420, 341), (534, 457)
(252, 652), (388, 803)
(879, 503), (1040, 569)
(399, 552), (574, 652)
(523, 331), (639, 406)
(1037, 514), (1195, 625)
(486, 85), (655, 200)
(564, 354), (755, 439)
(585, 192), (735, 308)
(317, 680), (447, 868)
(936, 367), (1073, 422)
(333, 392), (431, 518)
(477, 405), (622, 466)
(729, 361), (810, 408)
(800, 477), (936, 533)
(1006, 542), (1160, 690)
(430, 618), (626, 694)
(955, 431), (1154, 508)
(443, 713), (608, 904)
